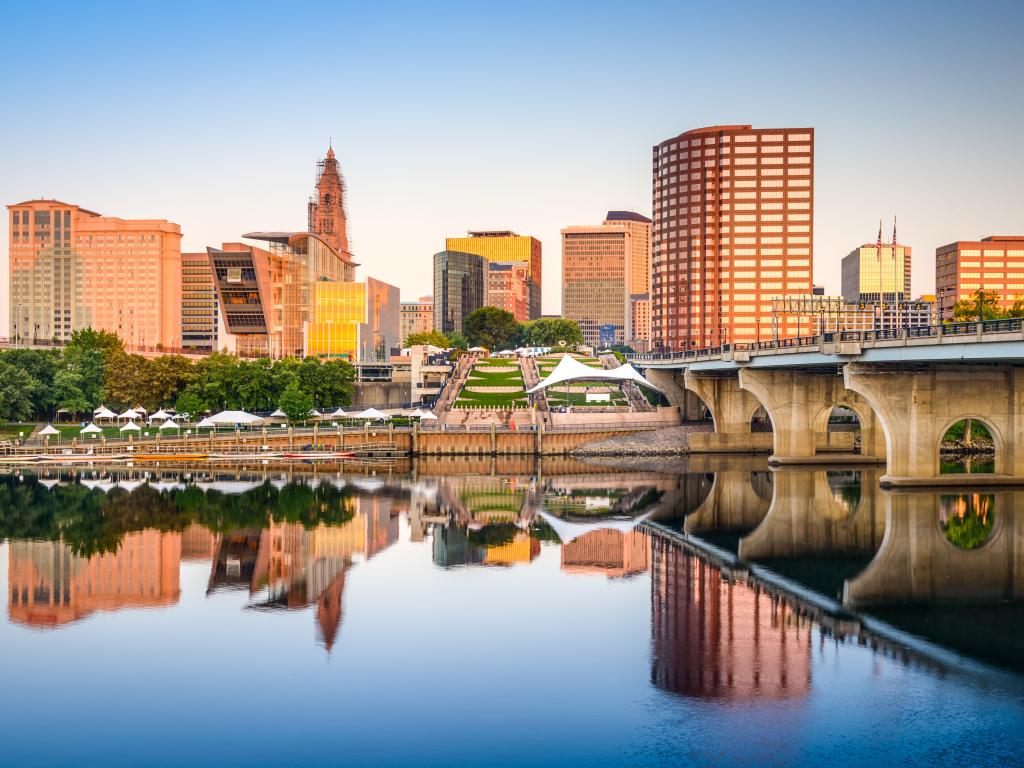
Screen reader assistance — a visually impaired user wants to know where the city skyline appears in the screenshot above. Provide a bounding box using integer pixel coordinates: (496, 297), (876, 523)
(1, 1), (1023, 337)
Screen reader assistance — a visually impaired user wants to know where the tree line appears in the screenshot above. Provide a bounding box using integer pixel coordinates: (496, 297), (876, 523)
(0, 329), (355, 423)
(405, 309), (585, 351)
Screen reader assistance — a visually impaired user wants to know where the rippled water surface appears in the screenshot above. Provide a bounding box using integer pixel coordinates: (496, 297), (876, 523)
(1, 458), (1023, 767)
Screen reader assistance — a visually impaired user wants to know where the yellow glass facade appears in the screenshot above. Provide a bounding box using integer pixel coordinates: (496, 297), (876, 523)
(307, 282), (365, 360)
(841, 244), (911, 302)
(444, 232), (542, 318)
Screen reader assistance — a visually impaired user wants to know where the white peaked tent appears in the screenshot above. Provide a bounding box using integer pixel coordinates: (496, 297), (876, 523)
(38, 424), (60, 437)
(356, 408), (390, 420)
(80, 422), (103, 435)
(408, 408), (426, 418)
(158, 419), (180, 430)
(94, 406), (117, 421)
(207, 410), (263, 426)
(331, 407), (348, 418)
(118, 408), (141, 421)
(526, 355), (663, 394)
(149, 409), (172, 422)
(537, 509), (655, 545)
(270, 408), (286, 418)
(467, 346), (488, 353)
(119, 421), (141, 432)
(419, 411), (438, 421)
(195, 417), (217, 429)
(310, 409), (322, 418)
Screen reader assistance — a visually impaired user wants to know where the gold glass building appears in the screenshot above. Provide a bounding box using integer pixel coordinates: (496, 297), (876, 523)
(306, 277), (400, 362)
(445, 231), (542, 319)
(841, 242), (911, 303)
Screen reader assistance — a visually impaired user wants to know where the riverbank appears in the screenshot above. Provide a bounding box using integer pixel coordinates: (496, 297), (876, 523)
(571, 424), (712, 456)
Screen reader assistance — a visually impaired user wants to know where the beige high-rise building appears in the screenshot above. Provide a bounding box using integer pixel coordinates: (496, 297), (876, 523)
(400, 295), (434, 344)
(561, 211), (652, 348)
(652, 125), (814, 350)
(181, 252), (218, 353)
(8, 199), (182, 350)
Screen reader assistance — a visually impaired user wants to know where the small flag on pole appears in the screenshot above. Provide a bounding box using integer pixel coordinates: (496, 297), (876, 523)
(876, 219), (882, 263)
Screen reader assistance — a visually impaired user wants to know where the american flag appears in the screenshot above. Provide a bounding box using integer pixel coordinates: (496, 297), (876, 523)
(876, 219), (882, 262)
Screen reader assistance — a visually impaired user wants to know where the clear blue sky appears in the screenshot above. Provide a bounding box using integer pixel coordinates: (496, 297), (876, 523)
(2, 0), (1022, 332)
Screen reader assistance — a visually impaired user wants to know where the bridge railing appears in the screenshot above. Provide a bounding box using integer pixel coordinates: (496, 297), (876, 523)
(628, 317), (1024, 365)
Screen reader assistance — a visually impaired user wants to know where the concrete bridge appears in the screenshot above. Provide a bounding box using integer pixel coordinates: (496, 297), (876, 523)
(631, 319), (1024, 486)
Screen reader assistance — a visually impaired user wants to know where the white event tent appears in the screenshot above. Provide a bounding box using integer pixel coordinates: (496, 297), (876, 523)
(355, 408), (390, 421)
(536, 509), (655, 545)
(525, 355), (663, 394)
(207, 410), (264, 426)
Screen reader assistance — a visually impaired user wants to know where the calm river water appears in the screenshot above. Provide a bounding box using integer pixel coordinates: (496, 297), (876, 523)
(1, 457), (1023, 767)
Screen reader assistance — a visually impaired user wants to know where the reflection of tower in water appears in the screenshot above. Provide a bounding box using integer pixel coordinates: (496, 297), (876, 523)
(650, 537), (811, 699)
(561, 530), (650, 578)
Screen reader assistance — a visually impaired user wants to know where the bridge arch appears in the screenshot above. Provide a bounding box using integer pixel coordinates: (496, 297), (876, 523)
(936, 414), (1003, 475)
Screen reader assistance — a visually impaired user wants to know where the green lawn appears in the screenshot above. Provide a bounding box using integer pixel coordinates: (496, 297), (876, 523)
(455, 359), (527, 408)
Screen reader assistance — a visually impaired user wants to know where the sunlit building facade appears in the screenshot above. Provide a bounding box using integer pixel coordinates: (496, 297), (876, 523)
(8, 199), (182, 350)
(400, 295), (434, 344)
(936, 236), (1024, 320)
(841, 242), (912, 303)
(433, 250), (486, 335)
(307, 145), (351, 259)
(652, 125), (814, 350)
(561, 211), (653, 348)
(487, 262), (530, 321)
(306, 277), (400, 362)
(445, 231), (542, 319)
(208, 232), (357, 358)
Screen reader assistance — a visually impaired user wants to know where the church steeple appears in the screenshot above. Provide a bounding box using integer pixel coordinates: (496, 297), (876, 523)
(307, 144), (349, 256)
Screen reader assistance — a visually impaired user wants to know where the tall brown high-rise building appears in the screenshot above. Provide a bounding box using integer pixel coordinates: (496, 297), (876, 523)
(652, 125), (814, 350)
(307, 145), (351, 258)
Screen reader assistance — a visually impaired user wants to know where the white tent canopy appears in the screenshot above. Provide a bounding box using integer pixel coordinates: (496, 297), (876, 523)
(158, 419), (180, 430)
(526, 355), (663, 394)
(537, 509), (655, 545)
(467, 346), (488, 353)
(270, 408), (286, 418)
(195, 417), (217, 429)
(408, 408), (426, 418)
(419, 411), (438, 421)
(93, 406), (117, 420)
(80, 422), (103, 435)
(149, 409), (172, 422)
(38, 424), (60, 436)
(117, 408), (141, 420)
(331, 407), (348, 417)
(310, 409), (322, 417)
(356, 408), (391, 420)
(207, 410), (264, 426)
(119, 421), (141, 432)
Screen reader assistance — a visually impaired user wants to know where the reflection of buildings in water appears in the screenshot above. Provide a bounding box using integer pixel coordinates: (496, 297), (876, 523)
(237, 495), (401, 650)
(561, 530), (649, 578)
(431, 524), (539, 568)
(651, 538), (811, 700)
(181, 524), (217, 561)
(483, 531), (540, 566)
(8, 530), (181, 629)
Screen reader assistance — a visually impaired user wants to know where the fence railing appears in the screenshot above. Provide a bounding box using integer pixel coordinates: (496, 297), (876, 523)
(628, 318), (1024, 364)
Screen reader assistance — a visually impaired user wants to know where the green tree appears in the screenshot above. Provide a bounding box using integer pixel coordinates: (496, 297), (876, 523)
(519, 317), (584, 347)
(63, 328), (123, 407)
(0, 360), (38, 422)
(308, 359), (355, 408)
(404, 330), (451, 347)
(174, 388), (207, 420)
(52, 368), (90, 417)
(463, 306), (520, 350)
(0, 349), (59, 418)
(952, 290), (1010, 322)
(447, 331), (468, 349)
(278, 379), (314, 423)
(235, 358), (276, 412)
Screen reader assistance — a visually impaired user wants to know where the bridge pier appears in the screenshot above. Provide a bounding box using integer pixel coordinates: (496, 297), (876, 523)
(645, 368), (708, 421)
(683, 371), (772, 453)
(845, 363), (1024, 485)
(738, 369), (884, 465)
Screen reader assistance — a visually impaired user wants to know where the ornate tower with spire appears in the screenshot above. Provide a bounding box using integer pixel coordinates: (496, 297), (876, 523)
(307, 145), (350, 256)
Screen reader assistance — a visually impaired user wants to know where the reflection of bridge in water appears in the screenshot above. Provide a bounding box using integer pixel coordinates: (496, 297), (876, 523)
(645, 461), (1024, 675)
